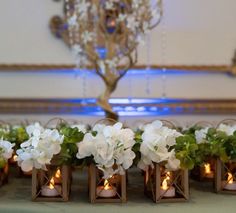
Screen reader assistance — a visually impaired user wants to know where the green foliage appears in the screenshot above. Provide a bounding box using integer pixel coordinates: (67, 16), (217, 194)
(132, 129), (143, 166)
(7, 127), (29, 149)
(56, 126), (85, 166)
(175, 135), (198, 170)
(0, 126), (29, 150)
(182, 125), (201, 135)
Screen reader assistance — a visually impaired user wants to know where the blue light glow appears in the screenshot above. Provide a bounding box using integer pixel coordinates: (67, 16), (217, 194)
(34, 98), (213, 117)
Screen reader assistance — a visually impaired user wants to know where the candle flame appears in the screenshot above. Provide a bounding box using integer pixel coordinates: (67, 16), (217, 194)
(49, 177), (55, 189)
(162, 172), (171, 190)
(227, 172), (234, 184)
(55, 169), (61, 178)
(104, 179), (110, 190)
(13, 155), (17, 162)
(204, 163), (212, 174)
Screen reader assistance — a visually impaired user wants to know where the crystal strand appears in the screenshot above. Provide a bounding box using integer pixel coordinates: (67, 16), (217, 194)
(161, 0), (167, 98)
(65, 0), (78, 78)
(128, 72), (133, 103)
(145, 34), (151, 95)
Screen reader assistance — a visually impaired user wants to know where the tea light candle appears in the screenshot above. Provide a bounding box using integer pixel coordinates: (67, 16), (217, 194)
(204, 163), (214, 178)
(41, 177), (61, 197)
(160, 172), (176, 198)
(223, 172), (236, 191)
(96, 179), (117, 198)
(160, 186), (176, 198)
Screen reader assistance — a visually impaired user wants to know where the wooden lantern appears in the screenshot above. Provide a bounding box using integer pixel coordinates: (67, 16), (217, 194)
(0, 163), (9, 187)
(191, 158), (215, 182)
(88, 164), (127, 203)
(32, 165), (72, 201)
(144, 163), (189, 203)
(215, 158), (236, 194)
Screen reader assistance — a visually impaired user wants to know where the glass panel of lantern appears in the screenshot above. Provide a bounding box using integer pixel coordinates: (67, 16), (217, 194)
(191, 158), (215, 182)
(144, 163), (189, 203)
(32, 165), (71, 201)
(0, 163), (8, 187)
(88, 164), (126, 203)
(215, 158), (236, 194)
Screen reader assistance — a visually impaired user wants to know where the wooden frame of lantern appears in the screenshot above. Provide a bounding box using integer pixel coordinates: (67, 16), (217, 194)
(0, 163), (9, 187)
(144, 163), (189, 203)
(32, 165), (72, 201)
(191, 158), (215, 182)
(215, 158), (236, 194)
(88, 164), (127, 203)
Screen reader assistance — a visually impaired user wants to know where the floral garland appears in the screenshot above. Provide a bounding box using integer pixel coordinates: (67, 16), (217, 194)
(76, 122), (136, 178)
(137, 120), (182, 171)
(16, 123), (64, 172)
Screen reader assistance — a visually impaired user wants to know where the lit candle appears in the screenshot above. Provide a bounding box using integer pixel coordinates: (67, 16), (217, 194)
(204, 163), (214, 178)
(13, 155), (17, 162)
(160, 172), (176, 198)
(96, 179), (117, 198)
(41, 177), (61, 197)
(54, 169), (61, 184)
(223, 172), (236, 191)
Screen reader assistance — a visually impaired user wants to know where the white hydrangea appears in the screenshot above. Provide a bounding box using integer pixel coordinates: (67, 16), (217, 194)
(0, 139), (15, 161)
(16, 123), (64, 172)
(195, 127), (209, 144)
(138, 120), (182, 171)
(217, 123), (236, 136)
(76, 122), (136, 178)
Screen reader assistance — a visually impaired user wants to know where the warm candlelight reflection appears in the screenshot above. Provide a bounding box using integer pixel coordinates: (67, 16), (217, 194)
(160, 172), (175, 197)
(204, 163), (211, 174)
(223, 172), (236, 191)
(203, 163), (214, 178)
(161, 172), (170, 190)
(49, 177), (55, 189)
(13, 155), (17, 162)
(55, 169), (61, 179)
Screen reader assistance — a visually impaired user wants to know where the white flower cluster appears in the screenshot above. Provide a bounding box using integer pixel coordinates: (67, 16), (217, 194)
(76, 122), (136, 178)
(0, 139), (14, 165)
(138, 120), (182, 171)
(195, 127), (209, 144)
(16, 123), (64, 172)
(217, 123), (236, 136)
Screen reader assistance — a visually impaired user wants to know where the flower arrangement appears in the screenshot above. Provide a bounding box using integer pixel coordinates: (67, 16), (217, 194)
(16, 123), (64, 172)
(0, 138), (14, 168)
(76, 122), (136, 178)
(183, 123), (236, 164)
(136, 120), (198, 171)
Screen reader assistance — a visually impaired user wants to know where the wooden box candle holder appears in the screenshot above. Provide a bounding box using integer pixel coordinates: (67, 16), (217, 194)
(32, 165), (71, 201)
(88, 164), (127, 203)
(191, 158), (215, 182)
(215, 158), (236, 194)
(0, 163), (9, 187)
(144, 163), (189, 203)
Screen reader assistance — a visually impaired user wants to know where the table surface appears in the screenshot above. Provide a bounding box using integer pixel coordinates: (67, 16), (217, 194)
(0, 168), (235, 213)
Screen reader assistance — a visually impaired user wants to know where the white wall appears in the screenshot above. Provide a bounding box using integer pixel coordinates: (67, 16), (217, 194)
(0, 71), (235, 99)
(0, 0), (235, 65)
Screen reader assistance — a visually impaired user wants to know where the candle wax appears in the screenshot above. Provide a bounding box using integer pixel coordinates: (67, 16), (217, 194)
(96, 186), (117, 198)
(160, 186), (176, 198)
(41, 185), (61, 197)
